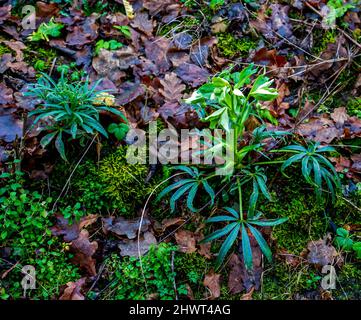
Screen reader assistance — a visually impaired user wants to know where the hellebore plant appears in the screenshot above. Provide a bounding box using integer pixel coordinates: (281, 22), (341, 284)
(158, 64), (340, 269)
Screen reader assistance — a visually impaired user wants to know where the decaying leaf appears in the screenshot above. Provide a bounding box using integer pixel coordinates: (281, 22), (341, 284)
(307, 236), (343, 267)
(118, 231), (157, 256)
(59, 278), (87, 300)
(0, 82), (14, 105)
(227, 254), (244, 294)
(175, 63), (210, 88)
(203, 270), (221, 299)
(66, 14), (99, 47)
(159, 73), (185, 103)
(92, 47), (139, 83)
(0, 114), (23, 143)
(175, 229), (197, 254)
(51, 214), (98, 242)
(102, 216), (151, 239)
(70, 230), (98, 276)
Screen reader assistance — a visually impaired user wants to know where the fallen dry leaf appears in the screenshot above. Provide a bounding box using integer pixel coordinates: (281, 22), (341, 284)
(118, 231), (157, 256)
(175, 229), (197, 254)
(159, 73), (185, 104)
(227, 254), (244, 294)
(307, 236), (343, 267)
(70, 230), (98, 276)
(240, 287), (255, 300)
(102, 216), (151, 239)
(59, 277), (86, 300)
(203, 270), (221, 299)
(51, 214), (98, 242)
(175, 63), (210, 88)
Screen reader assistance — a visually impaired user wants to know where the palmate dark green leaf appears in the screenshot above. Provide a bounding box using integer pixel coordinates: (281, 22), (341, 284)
(170, 182), (194, 212)
(314, 153), (339, 178)
(278, 145), (307, 153)
(156, 179), (195, 201)
(202, 180), (215, 206)
(301, 156), (313, 185)
(255, 174), (271, 201)
(174, 165), (197, 178)
(86, 118), (108, 138)
(241, 224), (253, 270)
(98, 106), (128, 123)
(201, 222), (239, 243)
(215, 225), (240, 269)
(312, 157), (322, 199)
(248, 179), (259, 217)
(317, 145), (335, 153)
(70, 123), (78, 139)
(186, 183), (199, 212)
(281, 153), (305, 172)
(247, 223), (272, 262)
(223, 207), (240, 219)
(321, 167), (338, 201)
(206, 215), (238, 223)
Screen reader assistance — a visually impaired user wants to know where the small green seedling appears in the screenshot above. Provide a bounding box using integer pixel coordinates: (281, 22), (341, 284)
(95, 40), (124, 55)
(108, 122), (129, 141)
(28, 17), (64, 42)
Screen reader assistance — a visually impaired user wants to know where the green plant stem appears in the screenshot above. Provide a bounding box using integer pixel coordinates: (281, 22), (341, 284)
(237, 177), (243, 221)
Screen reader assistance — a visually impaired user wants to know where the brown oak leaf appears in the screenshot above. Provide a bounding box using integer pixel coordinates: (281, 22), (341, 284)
(159, 73), (185, 104)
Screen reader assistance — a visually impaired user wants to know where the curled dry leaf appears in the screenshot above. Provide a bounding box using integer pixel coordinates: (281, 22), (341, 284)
(0, 82), (14, 105)
(70, 229), (98, 276)
(240, 287), (255, 300)
(144, 37), (172, 74)
(0, 114), (23, 143)
(330, 107), (348, 128)
(161, 217), (185, 230)
(116, 81), (145, 105)
(277, 249), (302, 267)
(59, 277), (86, 300)
(0, 5), (11, 24)
(203, 270), (221, 299)
(0, 40), (26, 61)
(227, 254), (244, 294)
